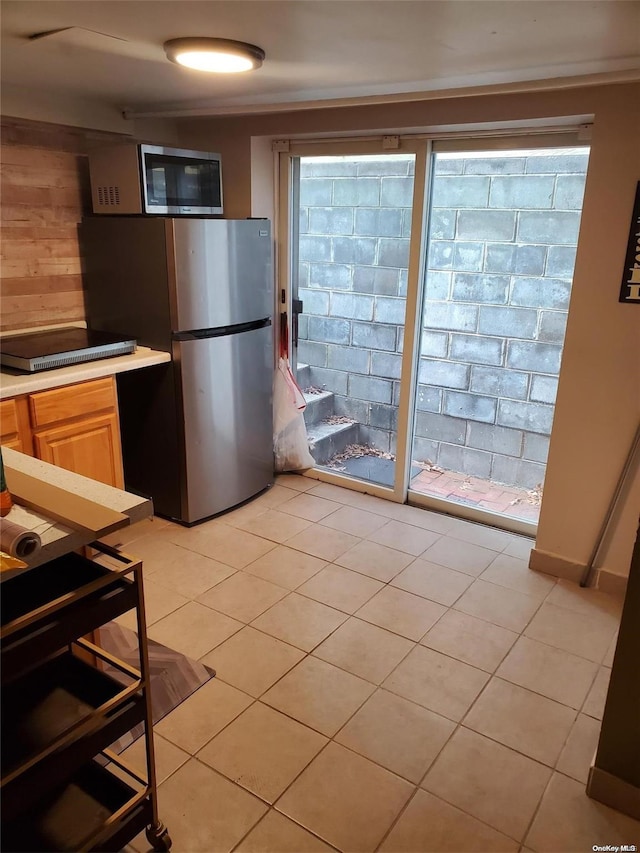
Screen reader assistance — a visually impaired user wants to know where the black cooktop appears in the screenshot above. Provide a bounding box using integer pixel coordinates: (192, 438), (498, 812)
(1, 328), (137, 373)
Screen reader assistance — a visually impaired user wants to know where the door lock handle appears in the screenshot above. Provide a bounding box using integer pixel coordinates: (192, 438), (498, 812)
(292, 300), (304, 348)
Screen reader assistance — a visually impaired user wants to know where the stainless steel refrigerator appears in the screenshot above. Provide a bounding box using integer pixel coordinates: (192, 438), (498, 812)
(81, 217), (274, 524)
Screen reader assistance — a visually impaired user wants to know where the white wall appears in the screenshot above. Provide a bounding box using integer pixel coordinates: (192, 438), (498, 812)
(536, 85), (640, 584)
(177, 82), (640, 583)
(1, 83), (180, 142)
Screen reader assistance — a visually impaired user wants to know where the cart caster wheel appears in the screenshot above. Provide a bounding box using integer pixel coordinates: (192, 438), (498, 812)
(146, 822), (172, 851)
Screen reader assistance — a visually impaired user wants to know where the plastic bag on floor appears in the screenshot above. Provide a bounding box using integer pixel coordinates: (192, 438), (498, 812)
(274, 357), (315, 471)
(275, 416), (315, 472)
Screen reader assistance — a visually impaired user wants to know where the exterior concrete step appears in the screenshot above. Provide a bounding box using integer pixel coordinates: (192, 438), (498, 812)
(296, 362), (311, 389)
(303, 390), (334, 427)
(307, 420), (360, 465)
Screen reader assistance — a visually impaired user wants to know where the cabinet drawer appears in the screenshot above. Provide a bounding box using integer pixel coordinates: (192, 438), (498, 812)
(29, 378), (116, 428)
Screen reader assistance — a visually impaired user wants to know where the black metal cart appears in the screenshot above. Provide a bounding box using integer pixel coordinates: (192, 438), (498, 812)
(1, 542), (171, 852)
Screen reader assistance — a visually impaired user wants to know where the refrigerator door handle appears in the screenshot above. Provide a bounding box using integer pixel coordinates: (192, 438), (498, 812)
(174, 317), (271, 341)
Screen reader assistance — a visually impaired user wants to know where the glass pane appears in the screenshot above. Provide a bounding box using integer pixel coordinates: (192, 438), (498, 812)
(410, 146), (589, 524)
(294, 153), (415, 488)
(144, 154), (221, 207)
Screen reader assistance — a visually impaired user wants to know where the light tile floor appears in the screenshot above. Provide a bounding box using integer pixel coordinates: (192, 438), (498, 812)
(115, 474), (638, 853)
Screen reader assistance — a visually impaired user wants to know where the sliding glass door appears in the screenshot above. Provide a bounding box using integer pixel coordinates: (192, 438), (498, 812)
(286, 142), (426, 496)
(282, 136), (589, 533)
(409, 145), (588, 528)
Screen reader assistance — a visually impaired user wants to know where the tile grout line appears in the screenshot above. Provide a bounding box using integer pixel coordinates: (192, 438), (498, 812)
(456, 679), (579, 767)
(426, 585), (556, 775)
(373, 785), (422, 853)
(228, 804), (342, 853)
(304, 477), (537, 543)
(141, 481), (620, 850)
(150, 739), (337, 853)
(150, 540), (611, 716)
(393, 664), (559, 848)
(415, 720), (554, 847)
(171, 541), (599, 755)
(269, 735), (421, 852)
(189, 608), (439, 800)
(185, 585), (567, 819)
(517, 760), (559, 851)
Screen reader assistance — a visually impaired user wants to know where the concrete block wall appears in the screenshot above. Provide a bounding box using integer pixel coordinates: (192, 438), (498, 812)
(298, 156), (413, 455)
(297, 152), (587, 487)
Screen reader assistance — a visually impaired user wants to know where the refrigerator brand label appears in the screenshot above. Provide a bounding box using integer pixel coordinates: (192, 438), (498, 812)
(259, 230), (268, 237)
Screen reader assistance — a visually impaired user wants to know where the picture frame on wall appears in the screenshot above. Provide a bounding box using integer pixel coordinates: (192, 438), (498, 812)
(619, 181), (640, 304)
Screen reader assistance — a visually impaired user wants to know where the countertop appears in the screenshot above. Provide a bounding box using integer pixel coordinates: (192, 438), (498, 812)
(0, 346), (171, 399)
(1, 446), (153, 575)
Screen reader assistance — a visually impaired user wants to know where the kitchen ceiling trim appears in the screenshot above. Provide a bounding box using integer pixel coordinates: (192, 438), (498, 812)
(273, 125), (592, 152)
(121, 68), (640, 120)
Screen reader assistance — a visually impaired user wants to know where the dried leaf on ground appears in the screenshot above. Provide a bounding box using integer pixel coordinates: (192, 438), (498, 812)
(327, 443), (395, 469)
(416, 459), (445, 474)
(322, 415), (356, 425)
(510, 483), (543, 507)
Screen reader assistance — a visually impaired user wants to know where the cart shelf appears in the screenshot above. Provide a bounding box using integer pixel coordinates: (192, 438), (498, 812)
(1, 552), (139, 685)
(2, 649), (146, 819)
(2, 757), (151, 852)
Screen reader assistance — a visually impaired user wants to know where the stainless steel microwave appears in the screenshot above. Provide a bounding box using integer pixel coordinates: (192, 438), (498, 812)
(88, 144), (223, 215)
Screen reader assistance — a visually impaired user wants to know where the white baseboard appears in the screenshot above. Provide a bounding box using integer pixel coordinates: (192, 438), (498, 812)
(529, 548), (584, 583)
(530, 548), (628, 596)
(596, 570), (629, 597)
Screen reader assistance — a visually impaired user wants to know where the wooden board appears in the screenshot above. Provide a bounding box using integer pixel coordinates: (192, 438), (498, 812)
(0, 117), (130, 332)
(4, 466), (128, 537)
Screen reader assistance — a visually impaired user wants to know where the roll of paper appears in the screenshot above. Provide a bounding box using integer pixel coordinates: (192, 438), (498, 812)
(0, 519), (41, 559)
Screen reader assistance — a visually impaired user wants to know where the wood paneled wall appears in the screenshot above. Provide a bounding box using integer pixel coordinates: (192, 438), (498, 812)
(0, 117), (128, 332)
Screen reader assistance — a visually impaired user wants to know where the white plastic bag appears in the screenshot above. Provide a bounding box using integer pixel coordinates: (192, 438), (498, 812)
(274, 357), (315, 471)
(274, 357), (305, 433)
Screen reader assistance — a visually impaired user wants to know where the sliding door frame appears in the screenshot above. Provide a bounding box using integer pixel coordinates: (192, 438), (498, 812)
(277, 128), (589, 535)
(278, 137), (430, 504)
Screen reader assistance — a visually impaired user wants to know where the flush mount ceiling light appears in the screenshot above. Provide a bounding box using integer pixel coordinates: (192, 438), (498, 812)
(163, 37), (265, 73)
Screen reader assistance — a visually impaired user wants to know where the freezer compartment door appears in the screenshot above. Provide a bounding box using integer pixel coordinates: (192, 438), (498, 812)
(171, 219), (272, 331)
(176, 324), (274, 522)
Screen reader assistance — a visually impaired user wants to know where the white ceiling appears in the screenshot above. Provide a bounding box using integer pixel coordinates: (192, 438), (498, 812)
(2, 1), (639, 116)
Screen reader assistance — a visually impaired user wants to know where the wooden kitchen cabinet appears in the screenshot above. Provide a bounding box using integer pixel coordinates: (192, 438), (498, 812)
(1, 377), (124, 488)
(33, 412), (124, 489)
(0, 398), (33, 455)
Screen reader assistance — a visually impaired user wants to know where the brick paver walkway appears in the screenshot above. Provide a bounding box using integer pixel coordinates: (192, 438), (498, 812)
(410, 468), (541, 522)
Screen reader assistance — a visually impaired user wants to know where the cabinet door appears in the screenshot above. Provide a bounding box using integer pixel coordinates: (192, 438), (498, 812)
(33, 412), (124, 488)
(0, 398), (33, 455)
